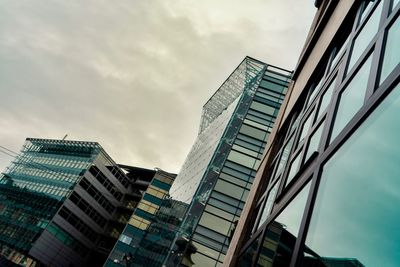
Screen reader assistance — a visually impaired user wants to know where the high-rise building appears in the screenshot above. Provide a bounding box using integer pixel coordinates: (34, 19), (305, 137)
(225, 0), (400, 266)
(0, 138), (158, 267)
(104, 168), (180, 267)
(161, 57), (292, 266)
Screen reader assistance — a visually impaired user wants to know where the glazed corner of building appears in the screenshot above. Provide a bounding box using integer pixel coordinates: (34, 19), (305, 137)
(225, 0), (400, 265)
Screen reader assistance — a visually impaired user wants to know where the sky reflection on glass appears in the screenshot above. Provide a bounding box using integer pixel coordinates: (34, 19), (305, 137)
(305, 84), (400, 267)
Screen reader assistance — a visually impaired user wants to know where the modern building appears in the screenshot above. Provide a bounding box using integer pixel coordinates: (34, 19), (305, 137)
(224, 0), (400, 266)
(104, 168), (180, 267)
(161, 56), (292, 266)
(0, 138), (156, 267)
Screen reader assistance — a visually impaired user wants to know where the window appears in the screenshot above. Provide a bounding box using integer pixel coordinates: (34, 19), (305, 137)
(303, 84), (400, 266)
(255, 182), (311, 267)
(285, 152), (301, 186)
(304, 121), (325, 162)
(380, 15), (400, 84)
(119, 234), (132, 245)
(128, 215), (151, 230)
(316, 78), (336, 119)
(146, 185), (168, 199)
(348, 0), (383, 72)
(137, 200), (159, 214)
(257, 181), (280, 230)
(298, 110), (315, 146)
(198, 212), (232, 236)
(332, 54), (373, 141)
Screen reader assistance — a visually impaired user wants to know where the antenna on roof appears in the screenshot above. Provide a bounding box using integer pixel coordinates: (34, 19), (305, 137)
(62, 134), (68, 140)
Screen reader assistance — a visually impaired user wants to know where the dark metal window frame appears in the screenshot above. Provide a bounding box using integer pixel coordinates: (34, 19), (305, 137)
(236, 0), (400, 266)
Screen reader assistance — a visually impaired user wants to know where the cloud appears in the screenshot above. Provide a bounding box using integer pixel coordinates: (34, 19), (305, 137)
(0, 0), (316, 173)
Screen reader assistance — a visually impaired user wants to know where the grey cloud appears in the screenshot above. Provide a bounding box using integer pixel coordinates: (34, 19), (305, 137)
(0, 0), (316, 173)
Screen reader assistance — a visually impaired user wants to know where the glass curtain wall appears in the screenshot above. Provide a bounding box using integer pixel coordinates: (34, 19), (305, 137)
(237, 0), (400, 266)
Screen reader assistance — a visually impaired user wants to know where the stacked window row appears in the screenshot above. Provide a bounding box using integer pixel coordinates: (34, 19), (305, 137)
(47, 223), (89, 257)
(58, 206), (98, 242)
(89, 165), (123, 201)
(79, 177), (115, 214)
(69, 191), (107, 228)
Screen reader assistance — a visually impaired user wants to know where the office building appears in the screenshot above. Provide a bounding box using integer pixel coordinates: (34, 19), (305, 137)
(225, 0), (400, 266)
(162, 57), (291, 266)
(0, 138), (156, 267)
(104, 169), (181, 267)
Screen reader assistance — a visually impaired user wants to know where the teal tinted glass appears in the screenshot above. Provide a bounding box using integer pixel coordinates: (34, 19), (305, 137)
(304, 84), (400, 266)
(348, 1), (383, 72)
(331, 54), (373, 141)
(304, 121), (324, 162)
(393, 0), (399, 10)
(380, 16), (400, 84)
(256, 182), (311, 266)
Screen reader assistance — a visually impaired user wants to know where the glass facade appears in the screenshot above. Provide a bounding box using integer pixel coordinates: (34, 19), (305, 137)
(105, 169), (182, 267)
(0, 138), (138, 267)
(164, 57), (291, 267)
(0, 139), (99, 265)
(235, 0), (400, 266)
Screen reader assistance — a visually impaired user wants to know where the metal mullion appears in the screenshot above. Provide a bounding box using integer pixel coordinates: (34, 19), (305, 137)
(291, 65), (400, 267)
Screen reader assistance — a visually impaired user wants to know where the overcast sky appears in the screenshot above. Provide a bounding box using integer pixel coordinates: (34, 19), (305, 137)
(0, 0), (316, 173)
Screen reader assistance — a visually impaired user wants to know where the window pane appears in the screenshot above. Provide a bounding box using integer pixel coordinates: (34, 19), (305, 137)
(214, 179), (245, 200)
(304, 121), (325, 162)
(285, 152), (301, 186)
(256, 182), (311, 266)
(348, 1), (383, 72)
(330, 35), (350, 71)
(275, 135), (295, 177)
(227, 150), (257, 169)
(380, 16), (400, 84)
(191, 252), (219, 267)
(257, 181), (280, 229)
(198, 212), (232, 236)
(332, 54), (373, 141)
(303, 84), (400, 266)
(317, 78), (335, 119)
(298, 110), (315, 145)
(393, 0), (399, 10)
(237, 237), (260, 267)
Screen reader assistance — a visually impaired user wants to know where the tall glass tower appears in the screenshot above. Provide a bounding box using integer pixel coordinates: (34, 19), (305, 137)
(163, 56), (292, 266)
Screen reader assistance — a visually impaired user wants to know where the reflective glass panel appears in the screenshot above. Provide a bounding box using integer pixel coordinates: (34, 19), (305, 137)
(275, 135), (295, 177)
(191, 252), (219, 267)
(256, 182), (311, 267)
(348, 1), (382, 72)
(360, 0), (376, 22)
(198, 212), (232, 236)
(304, 84), (400, 267)
(331, 54), (373, 141)
(317, 78), (336, 119)
(285, 152), (301, 186)
(257, 181), (280, 229)
(237, 237), (260, 267)
(298, 110), (315, 146)
(380, 16), (400, 84)
(330, 35), (350, 71)
(304, 121), (325, 162)
(393, 0), (400, 10)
